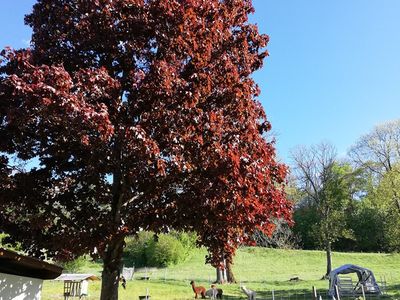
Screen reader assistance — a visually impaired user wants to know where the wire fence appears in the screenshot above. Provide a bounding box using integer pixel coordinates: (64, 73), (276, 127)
(162, 292), (394, 300)
(127, 268), (397, 300)
(245, 291), (393, 300)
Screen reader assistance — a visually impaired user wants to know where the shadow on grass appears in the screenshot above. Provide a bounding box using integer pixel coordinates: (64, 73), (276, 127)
(385, 283), (400, 297)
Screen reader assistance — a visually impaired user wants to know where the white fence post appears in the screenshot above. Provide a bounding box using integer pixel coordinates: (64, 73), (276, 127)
(335, 285), (340, 300)
(361, 285), (366, 300)
(312, 286), (317, 300)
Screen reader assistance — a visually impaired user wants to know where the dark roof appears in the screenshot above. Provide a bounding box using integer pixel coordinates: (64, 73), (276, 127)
(0, 248), (63, 280)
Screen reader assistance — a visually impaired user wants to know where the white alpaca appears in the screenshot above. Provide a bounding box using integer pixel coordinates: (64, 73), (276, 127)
(241, 285), (256, 300)
(205, 285), (223, 299)
(205, 288), (217, 299)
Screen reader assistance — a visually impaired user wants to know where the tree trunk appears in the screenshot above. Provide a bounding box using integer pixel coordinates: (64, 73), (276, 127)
(226, 261), (237, 283)
(215, 259), (236, 284)
(215, 267), (225, 284)
(100, 237), (125, 300)
(324, 241), (332, 279)
(100, 143), (125, 300)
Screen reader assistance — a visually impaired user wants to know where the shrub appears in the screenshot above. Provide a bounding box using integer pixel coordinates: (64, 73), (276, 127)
(169, 230), (197, 258)
(147, 234), (186, 267)
(123, 231), (154, 268)
(292, 207), (320, 249)
(123, 231), (192, 268)
(61, 256), (88, 273)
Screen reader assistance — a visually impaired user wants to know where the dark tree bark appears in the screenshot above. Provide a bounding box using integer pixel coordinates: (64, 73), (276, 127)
(226, 261), (237, 283)
(324, 240), (332, 279)
(100, 237), (125, 300)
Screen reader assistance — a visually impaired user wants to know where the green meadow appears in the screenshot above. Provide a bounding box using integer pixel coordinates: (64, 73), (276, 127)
(42, 247), (400, 299)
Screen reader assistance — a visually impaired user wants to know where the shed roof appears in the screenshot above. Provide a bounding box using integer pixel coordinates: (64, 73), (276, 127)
(0, 248), (63, 280)
(55, 273), (100, 281)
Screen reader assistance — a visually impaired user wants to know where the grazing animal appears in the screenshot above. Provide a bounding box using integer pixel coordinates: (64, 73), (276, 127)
(205, 284), (223, 299)
(241, 285), (256, 300)
(190, 281), (206, 299)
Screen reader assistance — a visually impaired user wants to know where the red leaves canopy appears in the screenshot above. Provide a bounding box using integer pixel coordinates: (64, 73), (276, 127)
(0, 0), (291, 265)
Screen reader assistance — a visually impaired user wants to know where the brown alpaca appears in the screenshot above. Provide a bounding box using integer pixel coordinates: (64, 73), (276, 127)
(190, 281), (206, 299)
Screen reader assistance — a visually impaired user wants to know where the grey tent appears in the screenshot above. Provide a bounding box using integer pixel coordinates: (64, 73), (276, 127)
(329, 264), (381, 298)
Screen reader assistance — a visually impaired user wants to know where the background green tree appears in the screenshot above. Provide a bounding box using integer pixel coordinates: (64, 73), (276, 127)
(291, 143), (356, 278)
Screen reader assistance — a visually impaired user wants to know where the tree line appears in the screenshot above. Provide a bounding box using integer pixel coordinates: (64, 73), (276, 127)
(289, 119), (400, 277)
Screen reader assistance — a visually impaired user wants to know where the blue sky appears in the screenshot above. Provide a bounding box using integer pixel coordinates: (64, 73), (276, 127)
(251, 0), (400, 161)
(1, 1), (400, 163)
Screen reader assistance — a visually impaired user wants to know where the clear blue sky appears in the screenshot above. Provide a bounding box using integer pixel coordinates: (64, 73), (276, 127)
(1, 1), (400, 163)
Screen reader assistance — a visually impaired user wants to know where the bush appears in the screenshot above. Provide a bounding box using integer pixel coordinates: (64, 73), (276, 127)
(169, 230), (197, 258)
(292, 207), (320, 249)
(123, 231), (154, 268)
(123, 231), (193, 268)
(147, 234), (186, 267)
(61, 256), (88, 273)
(347, 205), (386, 252)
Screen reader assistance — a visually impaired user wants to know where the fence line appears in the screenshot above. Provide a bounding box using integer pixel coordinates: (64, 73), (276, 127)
(129, 268), (396, 300)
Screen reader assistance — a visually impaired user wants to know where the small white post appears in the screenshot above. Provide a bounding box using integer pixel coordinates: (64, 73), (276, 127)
(272, 289), (275, 300)
(361, 285), (366, 300)
(146, 288), (149, 299)
(312, 286), (317, 300)
(335, 285), (340, 300)
(384, 275), (387, 294)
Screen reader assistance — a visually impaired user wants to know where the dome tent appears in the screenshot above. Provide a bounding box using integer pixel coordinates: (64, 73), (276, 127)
(329, 264), (381, 298)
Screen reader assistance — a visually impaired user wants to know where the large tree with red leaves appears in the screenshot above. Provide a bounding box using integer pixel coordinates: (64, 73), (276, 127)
(0, 0), (291, 299)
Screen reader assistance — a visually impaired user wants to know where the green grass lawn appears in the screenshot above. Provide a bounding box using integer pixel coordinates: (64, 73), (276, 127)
(42, 247), (400, 299)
